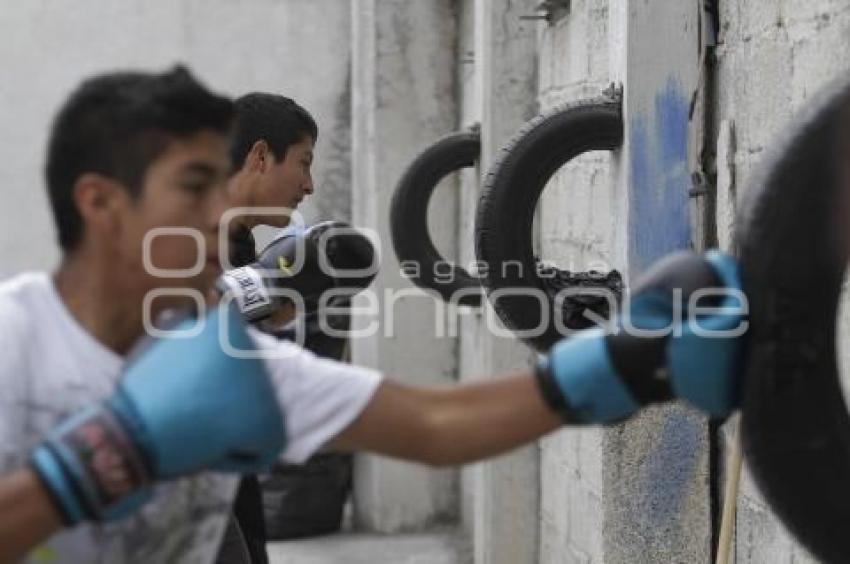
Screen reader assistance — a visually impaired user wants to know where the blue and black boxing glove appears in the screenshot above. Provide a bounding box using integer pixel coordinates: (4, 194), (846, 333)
(535, 250), (746, 424)
(29, 305), (286, 525)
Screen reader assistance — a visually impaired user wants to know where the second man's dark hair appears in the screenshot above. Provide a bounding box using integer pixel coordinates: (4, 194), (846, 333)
(230, 93), (318, 169)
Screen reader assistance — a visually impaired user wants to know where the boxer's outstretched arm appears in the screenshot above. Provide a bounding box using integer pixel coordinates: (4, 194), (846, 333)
(329, 252), (745, 465)
(329, 373), (563, 465)
(0, 469), (62, 562)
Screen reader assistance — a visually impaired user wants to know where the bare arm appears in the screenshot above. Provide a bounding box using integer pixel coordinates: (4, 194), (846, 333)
(329, 372), (563, 466)
(0, 469), (62, 563)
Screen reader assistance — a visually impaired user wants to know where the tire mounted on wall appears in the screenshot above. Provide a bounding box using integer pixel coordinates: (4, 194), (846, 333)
(390, 129), (482, 306)
(475, 94), (624, 352)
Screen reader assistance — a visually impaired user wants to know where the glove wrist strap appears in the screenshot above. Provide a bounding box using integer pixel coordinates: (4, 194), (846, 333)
(535, 356), (578, 423)
(31, 405), (152, 523)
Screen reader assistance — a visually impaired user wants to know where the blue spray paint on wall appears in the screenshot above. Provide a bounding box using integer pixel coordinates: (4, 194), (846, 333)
(626, 77), (703, 529)
(637, 410), (703, 528)
(628, 76), (692, 275)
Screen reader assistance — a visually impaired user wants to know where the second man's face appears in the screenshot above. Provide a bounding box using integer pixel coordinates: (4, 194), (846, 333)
(257, 136), (315, 227)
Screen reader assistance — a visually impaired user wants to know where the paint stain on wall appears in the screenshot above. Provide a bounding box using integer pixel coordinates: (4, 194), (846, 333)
(638, 411), (703, 529)
(626, 76), (702, 533)
(628, 76), (692, 275)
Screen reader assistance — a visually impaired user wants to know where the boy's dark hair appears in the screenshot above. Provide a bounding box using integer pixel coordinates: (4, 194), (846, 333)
(230, 93), (318, 169)
(46, 65), (234, 252)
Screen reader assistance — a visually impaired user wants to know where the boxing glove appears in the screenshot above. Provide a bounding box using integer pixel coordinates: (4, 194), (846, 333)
(218, 221), (377, 321)
(30, 304), (286, 524)
(536, 250), (746, 423)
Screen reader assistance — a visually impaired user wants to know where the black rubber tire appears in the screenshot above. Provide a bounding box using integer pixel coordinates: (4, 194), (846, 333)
(737, 75), (850, 564)
(390, 130), (482, 306)
(475, 96), (625, 352)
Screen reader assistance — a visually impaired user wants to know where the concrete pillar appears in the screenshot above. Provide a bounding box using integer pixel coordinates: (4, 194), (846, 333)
(350, 0), (460, 532)
(461, 2), (540, 563)
(601, 2), (711, 562)
(454, 0), (481, 547)
(535, 2), (614, 562)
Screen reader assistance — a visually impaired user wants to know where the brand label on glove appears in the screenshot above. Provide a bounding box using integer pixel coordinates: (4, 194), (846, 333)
(221, 267), (272, 316)
(60, 408), (149, 512)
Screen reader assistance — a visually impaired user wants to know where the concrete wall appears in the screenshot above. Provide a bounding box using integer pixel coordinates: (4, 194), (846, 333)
(0, 0), (352, 277)
(535, 2), (712, 562)
(350, 0), (460, 533)
(533, 1), (850, 562)
(464, 2), (541, 564)
(536, 4), (615, 561)
(354, 1), (850, 562)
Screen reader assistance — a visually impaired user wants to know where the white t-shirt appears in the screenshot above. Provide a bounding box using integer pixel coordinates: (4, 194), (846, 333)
(0, 272), (382, 563)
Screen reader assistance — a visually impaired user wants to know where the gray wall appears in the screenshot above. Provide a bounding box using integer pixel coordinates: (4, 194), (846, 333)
(350, 0), (460, 533)
(0, 0), (352, 277)
(458, 1), (540, 561)
(536, 4), (614, 559)
(353, 1), (850, 562)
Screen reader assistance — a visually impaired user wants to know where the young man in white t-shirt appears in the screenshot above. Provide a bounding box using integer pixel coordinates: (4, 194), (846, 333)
(0, 66), (745, 563)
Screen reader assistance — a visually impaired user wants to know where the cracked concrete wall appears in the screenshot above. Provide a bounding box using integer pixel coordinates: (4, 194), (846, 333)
(0, 0), (352, 276)
(714, 2), (850, 563)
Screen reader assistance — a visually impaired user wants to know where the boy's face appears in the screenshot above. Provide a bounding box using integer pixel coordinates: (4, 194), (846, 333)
(111, 129), (232, 306)
(251, 136), (315, 227)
